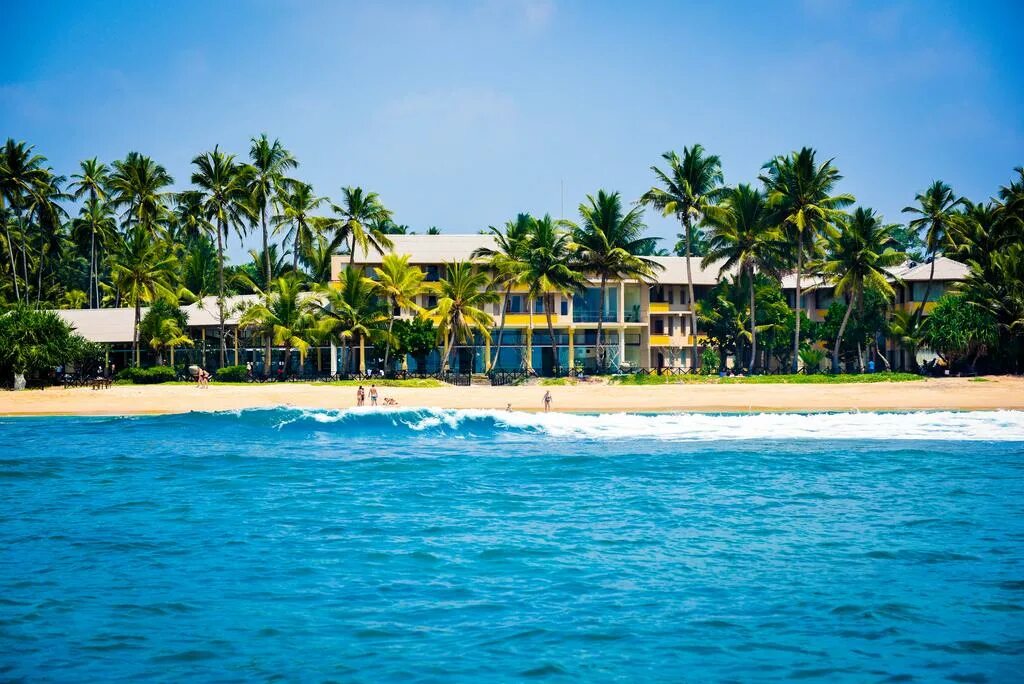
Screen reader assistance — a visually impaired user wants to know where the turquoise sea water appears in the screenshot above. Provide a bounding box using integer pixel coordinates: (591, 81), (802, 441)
(2, 408), (1024, 681)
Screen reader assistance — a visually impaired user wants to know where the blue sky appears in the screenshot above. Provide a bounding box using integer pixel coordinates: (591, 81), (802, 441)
(3, 0), (1022, 260)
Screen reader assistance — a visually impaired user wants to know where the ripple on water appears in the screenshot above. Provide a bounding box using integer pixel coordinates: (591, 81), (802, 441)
(0, 409), (1022, 681)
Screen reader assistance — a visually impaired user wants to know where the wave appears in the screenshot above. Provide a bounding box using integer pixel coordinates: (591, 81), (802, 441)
(154, 407), (1024, 442)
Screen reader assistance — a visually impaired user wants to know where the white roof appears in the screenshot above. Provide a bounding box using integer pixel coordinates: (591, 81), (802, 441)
(894, 256), (968, 282)
(355, 234), (498, 264)
(648, 257), (737, 285)
(54, 295), (260, 343)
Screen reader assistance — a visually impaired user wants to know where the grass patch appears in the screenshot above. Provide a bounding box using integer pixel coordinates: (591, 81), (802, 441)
(317, 378), (446, 388)
(609, 371), (924, 385)
(539, 377), (578, 386)
(140, 379), (447, 388)
(969, 377), (990, 382)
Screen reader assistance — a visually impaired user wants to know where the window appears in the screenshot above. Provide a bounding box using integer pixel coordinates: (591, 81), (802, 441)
(668, 288), (674, 305)
(507, 295), (524, 313)
(668, 317), (674, 335)
(560, 299), (569, 316)
(424, 265), (441, 282)
(653, 318), (664, 334)
(426, 295), (437, 308)
(534, 298), (545, 314)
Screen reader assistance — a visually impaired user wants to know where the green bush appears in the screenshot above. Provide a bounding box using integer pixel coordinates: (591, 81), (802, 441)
(115, 366), (176, 384)
(700, 348), (720, 375)
(215, 365), (249, 382)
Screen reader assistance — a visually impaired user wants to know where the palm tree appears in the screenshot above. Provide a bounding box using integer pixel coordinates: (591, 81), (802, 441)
(887, 309), (927, 373)
(760, 147), (854, 372)
(274, 181), (325, 276)
(368, 253), (425, 371)
(301, 231), (345, 284)
(702, 184), (785, 371)
(0, 139), (50, 303)
(902, 180), (964, 321)
(819, 207), (905, 372)
(472, 213), (533, 370)
(640, 145), (724, 369)
(24, 170), (68, 304)
(332, 187), (394, 265)
(248, 134), (297, 291)
(573, 190), (660, 371)
(312, 268), (390, 374)
(524, 215), (586, 374)
(425, 261), (497, 372)
(108, 226), (179, 366)
(70, 198), (117, 307)
(109, 152), (174, 237)
(69, 158), (110, 308)
(139, 301), (192, 366)
(239, 275), (316, 377)
(190, 146), (255, 367)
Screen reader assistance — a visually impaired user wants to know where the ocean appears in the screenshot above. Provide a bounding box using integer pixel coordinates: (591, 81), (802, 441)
(2, 408), (1023, 681)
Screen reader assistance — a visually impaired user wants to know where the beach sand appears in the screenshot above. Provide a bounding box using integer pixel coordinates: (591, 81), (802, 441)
(1, 376), (1022, 416)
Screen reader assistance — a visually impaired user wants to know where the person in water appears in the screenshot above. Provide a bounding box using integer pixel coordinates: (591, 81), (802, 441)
(543, 390), (552, 412)
(370, 384), (378, 406)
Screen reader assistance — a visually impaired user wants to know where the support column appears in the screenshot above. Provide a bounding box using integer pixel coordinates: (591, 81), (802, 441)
(525, 328), (533, 371)
(484, 333), (491, 372)
(359, 336), (366, 373)
(618, 326), (626, 367)
(330, 341), (338, 374)
(568, 327), (575, 370)
(170, 345), (175, 367)
(234, 330), (239, 367)
(617, 281), (625, 324)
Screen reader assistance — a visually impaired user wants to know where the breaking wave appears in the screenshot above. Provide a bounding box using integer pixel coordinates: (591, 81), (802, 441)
(154, 407), (1024, 442)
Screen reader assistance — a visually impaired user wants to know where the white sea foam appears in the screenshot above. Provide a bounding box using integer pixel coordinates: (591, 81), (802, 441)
(265, 407), (1024, 442)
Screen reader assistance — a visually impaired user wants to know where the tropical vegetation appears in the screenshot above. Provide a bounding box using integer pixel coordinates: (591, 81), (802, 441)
(0, 133), (1021, 387)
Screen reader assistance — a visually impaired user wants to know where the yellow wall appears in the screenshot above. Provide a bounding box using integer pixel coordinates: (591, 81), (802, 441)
(649, 302), (669, 313)
(649, 334), (670, 346)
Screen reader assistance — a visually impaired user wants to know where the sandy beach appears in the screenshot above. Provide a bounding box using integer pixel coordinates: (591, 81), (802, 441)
(1, 376), (1022, 416)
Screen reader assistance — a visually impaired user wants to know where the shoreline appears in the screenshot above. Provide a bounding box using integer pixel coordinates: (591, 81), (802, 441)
(1, 376), (1023, 416)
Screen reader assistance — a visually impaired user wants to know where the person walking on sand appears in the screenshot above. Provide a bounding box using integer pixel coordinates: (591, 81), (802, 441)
(357, 385), (365, 406)
(370, 384), (379, 406)
(543, 390), (552, 412)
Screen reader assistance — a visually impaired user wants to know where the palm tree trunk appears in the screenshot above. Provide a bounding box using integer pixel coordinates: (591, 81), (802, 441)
(748, 265), (757, 372)
(596, 275), (607, 372)
(89, 226), (96, 308)
(3, 218), (19, 302)
(293, 228), (300, 277)
(683, 214), (698, 371)
(491, 283), (512, 371)
(216, 221), (227, 369)
(263, 206), (273, 375)
(383, 295), (395, 372)
(284, 345), (292, 377)
(546, 293), (558, 375)
(914, 256), (937, 323)
(832, 292), (855, 373)
(133, 299), (142, 367)
(792, 232), (803, 373)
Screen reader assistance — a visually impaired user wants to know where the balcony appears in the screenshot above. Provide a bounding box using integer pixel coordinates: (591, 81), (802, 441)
(649, 334), (671, 346)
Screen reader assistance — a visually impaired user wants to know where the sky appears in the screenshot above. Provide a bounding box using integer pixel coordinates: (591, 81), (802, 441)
(2, 0), (1023, 261)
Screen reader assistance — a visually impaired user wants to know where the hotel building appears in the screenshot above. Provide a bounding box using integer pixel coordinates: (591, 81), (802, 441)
(52, 235), (968, 375)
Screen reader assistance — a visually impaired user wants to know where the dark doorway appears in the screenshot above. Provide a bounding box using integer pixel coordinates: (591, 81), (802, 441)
(540, 347), (556, 376)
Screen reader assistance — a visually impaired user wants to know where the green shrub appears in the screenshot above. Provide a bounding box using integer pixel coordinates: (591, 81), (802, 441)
(215, 365), (249, 382)
(700, 348), (720, 375)
(134, 366), (176, 384)
(115, 366), (176, 384)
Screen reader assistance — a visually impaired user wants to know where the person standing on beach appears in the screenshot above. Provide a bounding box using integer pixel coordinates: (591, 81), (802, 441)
(357, 385), (365, 406)
(543, 390), (552, 412)
(370, 384), (378, 406)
